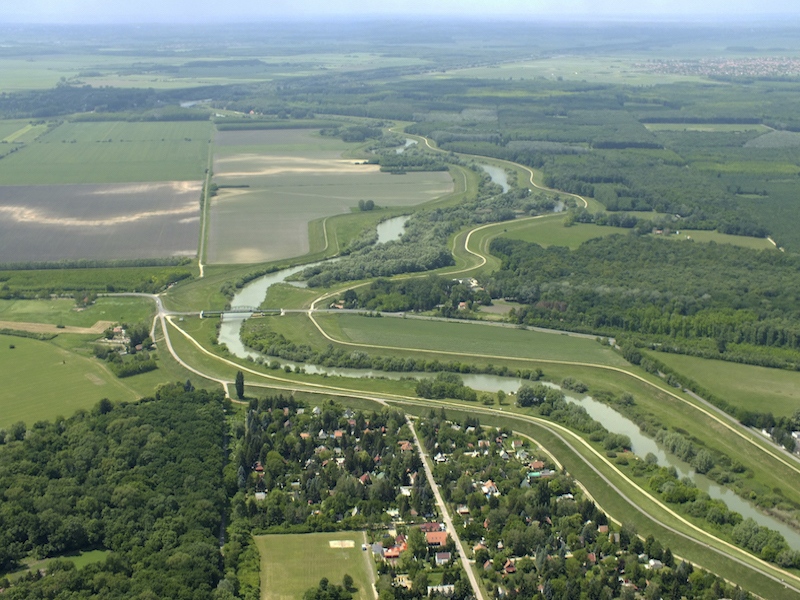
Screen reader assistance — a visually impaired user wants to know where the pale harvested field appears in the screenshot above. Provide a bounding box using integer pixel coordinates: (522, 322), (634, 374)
(0, 319), (114, 335)
(208, 129), (453, 264)
(0, 182), (200, 262)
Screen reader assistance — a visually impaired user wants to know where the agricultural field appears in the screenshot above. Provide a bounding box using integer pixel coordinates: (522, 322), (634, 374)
(207, 128), (453, 264)
(0, 182), (200, 262)
(0, 334), (139, 429)
(255, 532), (374, 600)
(313, 313), (628, 366)
(649, 351), (800, 419)
(0, 121), (212, 184)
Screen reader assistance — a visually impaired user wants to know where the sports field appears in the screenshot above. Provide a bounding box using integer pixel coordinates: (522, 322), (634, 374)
(314, 313), (627, 366)
(0, 121), (212, 184)
(649, 351), (800, 419)
(207, 129), (453, 264)
(255, 531), (375, 600)
(0, 334), (138, 429)
(0, 182), (200, 262)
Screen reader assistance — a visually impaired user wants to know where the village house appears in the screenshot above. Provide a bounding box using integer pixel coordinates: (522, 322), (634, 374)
(425, 531), (448, 547)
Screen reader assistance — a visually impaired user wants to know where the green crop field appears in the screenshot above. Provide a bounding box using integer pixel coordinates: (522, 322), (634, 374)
(255, 531), (374, 600)
(0, 334), (139, 429)
(207, 128), (453, 264)
(0, 121), (212, 184)
(314, 313), (627, 366)
(648, 351), (800, 419)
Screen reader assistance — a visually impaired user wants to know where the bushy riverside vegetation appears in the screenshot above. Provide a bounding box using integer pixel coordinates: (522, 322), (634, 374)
(0, 386), (227, 598)
(298, 166), (544, 287)
(419, 412), (754, 600)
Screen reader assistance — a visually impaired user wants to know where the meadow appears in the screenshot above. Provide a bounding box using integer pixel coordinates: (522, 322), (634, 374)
(207, 128), (453, 264)
(0, 334), (139, 429)
(255, 531), (374, 600)
(649, 351), (800, 419)
(0, 121), (212, 184)
(499, 218), (631, 249)
(312, 313), (627, 366)
(0, 296), (154, 329)
(0, 182), (200, 262)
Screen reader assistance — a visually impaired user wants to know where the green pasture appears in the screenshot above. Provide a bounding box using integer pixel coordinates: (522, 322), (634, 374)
(313, 313), (626, 367)
(256, 531), (374, 600)
(649, 351), (800, 419)
(0, 120), (50, 143)
(0, 121), (212, 184)
(0, 297), (154, 328)
(500, 218), (630, 249)
(0, 334), (139, 429)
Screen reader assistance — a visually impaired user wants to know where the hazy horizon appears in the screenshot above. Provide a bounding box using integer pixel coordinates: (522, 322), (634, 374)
(3, 0), (800, 25)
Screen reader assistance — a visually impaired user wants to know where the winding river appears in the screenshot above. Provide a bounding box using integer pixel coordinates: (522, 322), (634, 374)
(216, 240), (800, 551)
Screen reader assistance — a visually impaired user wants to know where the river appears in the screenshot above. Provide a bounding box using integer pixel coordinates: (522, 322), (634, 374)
(218, 259), (800, 550)
(481, 164), (510, 193)
(395, 138), (418, 154)
(375, 216), (408, 244)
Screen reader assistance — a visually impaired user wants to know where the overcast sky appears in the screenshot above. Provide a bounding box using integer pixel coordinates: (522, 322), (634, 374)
(3, 0), (799, 24)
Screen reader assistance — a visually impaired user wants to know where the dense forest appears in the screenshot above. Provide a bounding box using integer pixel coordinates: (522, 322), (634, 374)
(486, 234), (800, 368)
(0, 386), (227, 599)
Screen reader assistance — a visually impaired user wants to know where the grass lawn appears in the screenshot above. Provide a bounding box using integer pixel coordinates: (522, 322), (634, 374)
(648, 351), (800, 419)
(0, 334), (139, 428)
(0, 121), (212, 184)
(255, 531), (374, 600)
(313, 313), (626, 366)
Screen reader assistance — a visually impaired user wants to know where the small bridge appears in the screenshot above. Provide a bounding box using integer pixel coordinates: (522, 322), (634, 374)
(200, 306), (282, 318)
